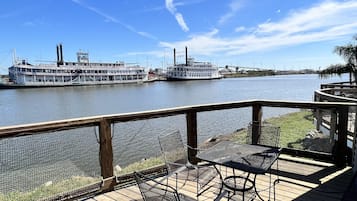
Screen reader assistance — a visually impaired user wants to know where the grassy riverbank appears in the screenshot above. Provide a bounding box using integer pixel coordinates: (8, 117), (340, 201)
(0, 110), (315, 201)
(222, 71), (317, 78)
(230, 110), (315, 150)
(0, 177), (100, 201)
(266, 110), (315, 149)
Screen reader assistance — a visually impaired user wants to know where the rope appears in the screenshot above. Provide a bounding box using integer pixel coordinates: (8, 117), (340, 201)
(93, 123), (115, 143)
(94, 126), (100, 144)
(115, 120), (150, 160)
(111, 123), (115, 140)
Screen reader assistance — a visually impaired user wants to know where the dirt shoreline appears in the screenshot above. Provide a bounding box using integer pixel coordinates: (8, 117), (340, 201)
(200, 128), (245, 149)
(200, 128), (333, 153)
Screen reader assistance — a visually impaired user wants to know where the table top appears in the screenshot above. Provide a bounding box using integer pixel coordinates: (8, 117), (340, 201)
(197, 141), (280, 174)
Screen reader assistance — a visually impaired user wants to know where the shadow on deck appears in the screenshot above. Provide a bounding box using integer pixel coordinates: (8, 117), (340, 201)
(86, 155), (353, 201)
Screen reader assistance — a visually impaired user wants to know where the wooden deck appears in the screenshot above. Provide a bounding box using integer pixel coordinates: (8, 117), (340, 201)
(86, 155), (353, 201)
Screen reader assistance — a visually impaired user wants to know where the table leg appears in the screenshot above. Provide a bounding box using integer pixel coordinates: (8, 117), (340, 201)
(213, 164), (224, 201)
(253, 174), (265, 201)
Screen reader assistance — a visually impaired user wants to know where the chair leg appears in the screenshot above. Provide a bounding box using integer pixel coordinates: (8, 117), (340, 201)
(277, 159), (280, 181)
(273, 178), (279, 201)
(273, 159), (280, 201)
(233, 169), (236, 195)
(197, 168), (199, 201)
(273, 182), (276, 201)
(175, 172), (178, 191)
(269, 167), (272, 200)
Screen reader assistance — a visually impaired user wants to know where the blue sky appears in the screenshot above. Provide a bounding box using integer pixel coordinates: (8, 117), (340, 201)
(0, 0), (357, 73)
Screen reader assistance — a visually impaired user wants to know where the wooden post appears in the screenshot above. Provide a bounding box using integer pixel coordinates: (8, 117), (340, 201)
(99, 119), (115, 192)
(334, 106), (348, 168)
(252, 104), (262, 145)
(186, 111), (198, 164)
(330, 109), (337, 143)
(353, 107), (357, 173)
(315, 94), (322, 131)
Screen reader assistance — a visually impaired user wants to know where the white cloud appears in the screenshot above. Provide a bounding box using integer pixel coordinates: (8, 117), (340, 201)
(137, 31), (157, 40)
(234, 26), (245, 32)
(159, 29), (225, 55)
(218, 0), (244, 25)
(126, 50), (167, 57)
(158, 0), (357, 56)
(165, 0), (190, 32)
(175, 13), (189, 32)
(22, 19), (44, 27)
(72, 0), (157, 40)
(0, 11), (19, 19)
(23, 21), (35, 26)
(256, 1), (357, 35)
(165, 0), (176, 14)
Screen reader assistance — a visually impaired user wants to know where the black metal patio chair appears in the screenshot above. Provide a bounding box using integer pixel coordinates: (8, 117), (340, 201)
(134, 171), (195, 201)
(247, 123), (281, 148)
(158, 130), (218, 200)
(246, 123), (281, 201)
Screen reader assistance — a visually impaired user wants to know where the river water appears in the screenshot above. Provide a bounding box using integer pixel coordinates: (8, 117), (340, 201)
(0, 74), (347, 127)
(0, 74), (348, 192)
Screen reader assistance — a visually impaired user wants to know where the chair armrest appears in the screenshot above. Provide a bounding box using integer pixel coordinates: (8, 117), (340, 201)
(134, 171), (181, 200)
(143, 175), (178, 193)
(195, 162), (213, 168)
(185, 144), (206, 152)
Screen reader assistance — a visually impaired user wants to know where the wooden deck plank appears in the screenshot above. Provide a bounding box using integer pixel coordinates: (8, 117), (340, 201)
(87, 158), (353, 201)
(90, 194), (116, 201)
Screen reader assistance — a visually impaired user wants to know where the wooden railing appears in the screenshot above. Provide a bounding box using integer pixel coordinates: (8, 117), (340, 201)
(320, 81), (357, 89)
(314, 88), (357, 138)
(0, 99), (356, 194)
(315, 82), (357, 173)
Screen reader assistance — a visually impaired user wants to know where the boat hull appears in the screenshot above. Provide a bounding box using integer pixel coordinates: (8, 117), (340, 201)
(0, 79), (150, 89)
(166, 76), (222, 81)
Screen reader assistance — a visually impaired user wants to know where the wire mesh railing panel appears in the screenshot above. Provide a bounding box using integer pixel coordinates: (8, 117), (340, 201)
(197, 108), (251, 142)
(0, 126), (101, 199)
(264, 108), (334, 153)
(348, 106), (357, 135)
(112, 115), (186, 175)
(197, 107), (301, 147)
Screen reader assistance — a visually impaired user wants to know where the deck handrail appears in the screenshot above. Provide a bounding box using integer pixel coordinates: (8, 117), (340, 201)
(1, 99), (355, 137)
(315, 88), (357, 102)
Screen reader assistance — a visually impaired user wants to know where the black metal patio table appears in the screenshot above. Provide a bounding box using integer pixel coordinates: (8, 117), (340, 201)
(197, 141), (280, 201)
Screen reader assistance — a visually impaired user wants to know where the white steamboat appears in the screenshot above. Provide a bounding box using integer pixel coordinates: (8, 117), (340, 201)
(166, 47), (222, 80)
(8, 44), (148, 87)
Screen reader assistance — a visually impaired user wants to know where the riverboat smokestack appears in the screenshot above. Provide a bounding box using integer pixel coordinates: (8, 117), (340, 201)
(185, 46), (188, 66)
(56, 43), (64, 66)
(59, 43), (64, 65)
(173, 48), (176, 66)
(56, 45), (60, 67)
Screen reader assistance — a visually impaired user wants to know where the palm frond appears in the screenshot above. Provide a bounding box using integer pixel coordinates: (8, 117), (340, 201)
(320, 34), (357, 82)
(318, 64), (351, 78)
(334, 45), (357, 62)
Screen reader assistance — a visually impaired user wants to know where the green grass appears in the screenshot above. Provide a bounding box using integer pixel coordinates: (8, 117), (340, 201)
(232, 110), (315, 149)
(0, 158), (164, 201)
(117, 157), (164, 175)
(266, 110), (315, 149)
(0, 176), (100, 201)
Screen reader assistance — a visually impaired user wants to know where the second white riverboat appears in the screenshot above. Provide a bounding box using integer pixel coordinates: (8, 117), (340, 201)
(166, 47), (222, 80)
